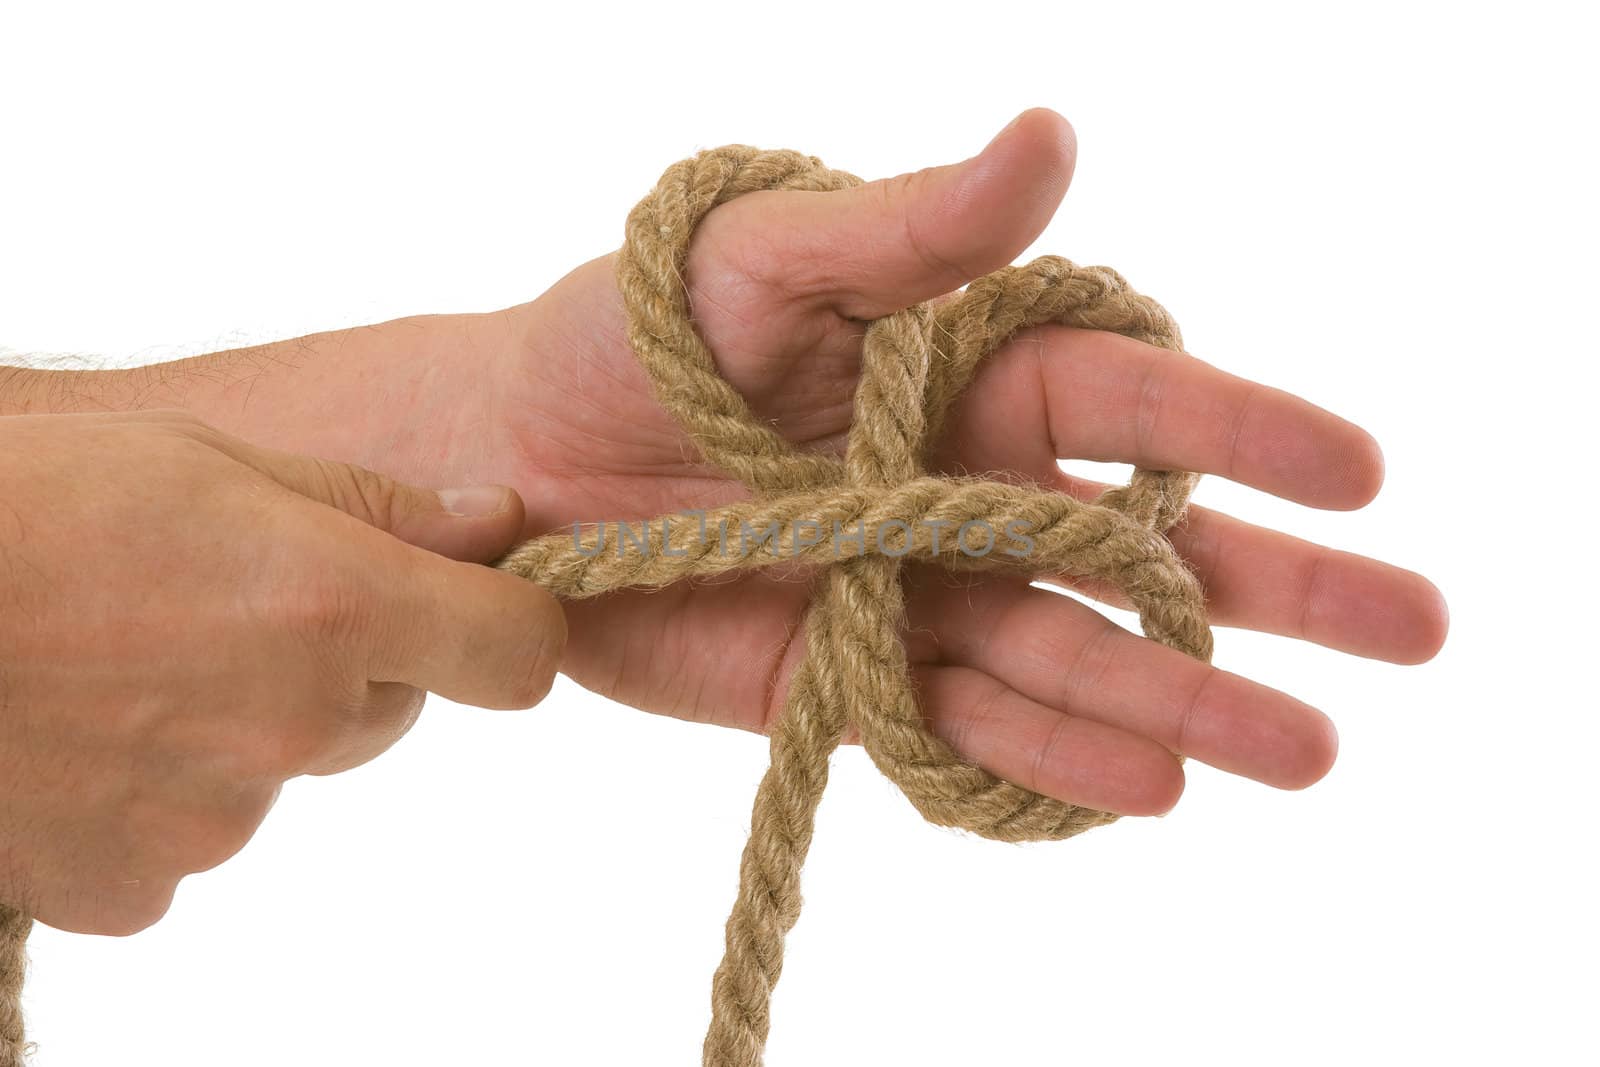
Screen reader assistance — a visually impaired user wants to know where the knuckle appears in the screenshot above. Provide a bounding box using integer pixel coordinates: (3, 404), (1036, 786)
(316, 459), (399, 528)
(254, 715), (341, 779)
(949, 675), (1010, 761)
(1221, 381), (1263, 481)
(303, 685), (425, 776)
(366, 683), (426, 734)
(1055, 619), (1119, 713)
(505, 660), (555, 709)
(182, 808), (262, 874)
(1133, 349), (1175, 458)
(202, 704), (341, 783)
(80, 883), (177, 937)
(1295, 544), (1332, 642)
(878, 168), (917, 216)
(349, 683), (426, 750)
(347, 464), (401, 529)
(276, 563), (376, 653)
(1173, 669), (1221, 757)
(890, 168), (969, 284)
(127, 790), (269, 878)
(1027, 710), (1075, 799)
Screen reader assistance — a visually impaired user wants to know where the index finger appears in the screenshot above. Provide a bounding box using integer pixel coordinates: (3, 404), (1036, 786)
(940, 325), (1386, 510)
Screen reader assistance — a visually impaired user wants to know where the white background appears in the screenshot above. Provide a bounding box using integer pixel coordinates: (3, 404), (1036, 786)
(3, 2), (1596, 1064)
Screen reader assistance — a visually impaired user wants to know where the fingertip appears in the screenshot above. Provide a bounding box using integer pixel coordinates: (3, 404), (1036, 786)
(1199, 673), (1341, 792)
(730, 108), (1081, 321)
(1144, 754), (1187, 818)
(1394, 574), (1450, 665)
(1277, 706), (1340, 791)
(374, 551), (567, 711)
(986, 107), (1077, 185)
(1289, 416), (1387, 511)
(841, 107), (1075, 314)
(509, 582), (569, 709)
(958, 108), (1077, 254)
(1335, 426), (1386, 510)
(452, 569), (569, 710)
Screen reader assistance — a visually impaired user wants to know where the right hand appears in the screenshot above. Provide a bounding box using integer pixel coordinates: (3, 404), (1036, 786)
(0, 410), (565, 935)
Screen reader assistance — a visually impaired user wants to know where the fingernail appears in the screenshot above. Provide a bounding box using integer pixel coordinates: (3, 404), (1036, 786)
(437, 484), (511, 517)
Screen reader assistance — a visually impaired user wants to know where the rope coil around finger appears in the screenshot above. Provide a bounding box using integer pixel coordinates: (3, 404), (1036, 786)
(495, 146), (1214, 1066)
(0, 146), (1213, 1067)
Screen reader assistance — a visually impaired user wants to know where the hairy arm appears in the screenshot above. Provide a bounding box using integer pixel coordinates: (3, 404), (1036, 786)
(0, 309), (522, 488)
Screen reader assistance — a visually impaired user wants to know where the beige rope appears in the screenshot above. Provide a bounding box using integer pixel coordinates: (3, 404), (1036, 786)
(0, 906), (26, 1067)
(497, 146), (1213, 1066)
(0, 145), (1212, 1067)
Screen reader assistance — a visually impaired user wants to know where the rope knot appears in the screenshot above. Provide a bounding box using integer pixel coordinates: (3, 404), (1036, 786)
(494, 146), (1214, 1067)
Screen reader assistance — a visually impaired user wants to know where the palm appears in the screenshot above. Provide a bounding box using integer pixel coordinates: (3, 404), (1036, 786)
(496, 246), (858, 735)
(483, 111), (1447, 816)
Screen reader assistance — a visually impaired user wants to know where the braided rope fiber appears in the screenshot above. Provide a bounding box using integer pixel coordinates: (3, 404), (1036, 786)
(497, 146), (1215, 1066)
(0, 145), (1213, 1067)
(0, 906), (26, 1067)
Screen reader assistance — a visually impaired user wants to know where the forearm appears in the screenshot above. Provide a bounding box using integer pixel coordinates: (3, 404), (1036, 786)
(0, 310), (519, 486)
(0, 324), (422, 458)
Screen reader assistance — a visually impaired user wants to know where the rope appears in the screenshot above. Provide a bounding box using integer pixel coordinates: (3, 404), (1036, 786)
(0, 905), (27, 1067)
(497, 146), (1213, 1067)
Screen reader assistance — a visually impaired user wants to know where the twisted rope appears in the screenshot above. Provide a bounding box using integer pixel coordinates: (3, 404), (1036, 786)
(0, 906), (26, 1067)
(497, 146), (1214, 1066)
(0, 144), (1213, 1067)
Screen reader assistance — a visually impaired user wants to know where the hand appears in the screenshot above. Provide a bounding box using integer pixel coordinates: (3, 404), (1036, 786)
(484, 109), (1448, 815)
(0, 411), (564, 933)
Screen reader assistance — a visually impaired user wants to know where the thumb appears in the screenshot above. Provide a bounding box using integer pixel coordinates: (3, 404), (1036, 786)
(233, 443), (527, 564)
(750, 108), (1077, 320)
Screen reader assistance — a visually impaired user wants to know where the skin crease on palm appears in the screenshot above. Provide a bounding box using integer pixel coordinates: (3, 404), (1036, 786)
(0, 109), (1447, 932)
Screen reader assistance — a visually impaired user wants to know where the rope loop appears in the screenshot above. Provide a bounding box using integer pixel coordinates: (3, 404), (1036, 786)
(496, 146), (1214, 1067)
